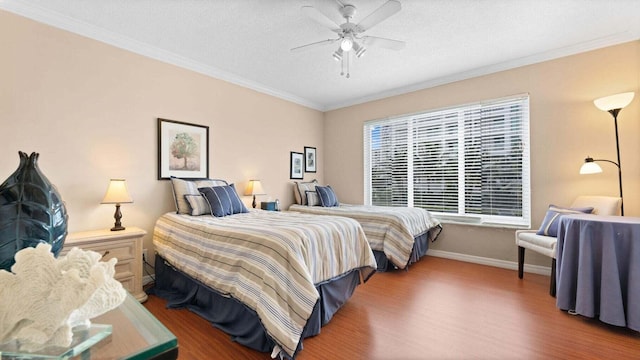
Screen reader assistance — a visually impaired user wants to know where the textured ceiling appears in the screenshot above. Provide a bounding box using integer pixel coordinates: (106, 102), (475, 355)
(2, 0), (640, 111)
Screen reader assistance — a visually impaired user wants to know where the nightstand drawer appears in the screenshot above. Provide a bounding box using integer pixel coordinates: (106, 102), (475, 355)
(64, 241), (135, 264)
(64, 227), (148, 302)
(114, 260), (134, 278)
(98, 242), (135, 262)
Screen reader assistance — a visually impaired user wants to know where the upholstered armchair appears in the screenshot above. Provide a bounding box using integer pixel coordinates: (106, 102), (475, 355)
(516, 195), (622, 296)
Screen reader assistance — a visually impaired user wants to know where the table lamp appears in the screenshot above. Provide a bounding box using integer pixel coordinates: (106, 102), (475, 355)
(101, 179), (133, 231)
(244, 180), (265, 208)
(579, 91), (634, 216)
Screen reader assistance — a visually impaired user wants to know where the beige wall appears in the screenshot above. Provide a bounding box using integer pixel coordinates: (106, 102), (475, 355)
(3, 9), (640, 269)
(324, 41), (640, 266)
(0, 11), (324, 258)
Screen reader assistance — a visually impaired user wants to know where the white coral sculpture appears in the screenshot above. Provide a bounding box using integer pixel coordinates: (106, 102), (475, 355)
(0, 243), (127, 351)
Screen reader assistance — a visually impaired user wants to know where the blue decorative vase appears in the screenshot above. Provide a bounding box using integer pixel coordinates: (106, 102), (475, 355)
(0, 151), (68, 271)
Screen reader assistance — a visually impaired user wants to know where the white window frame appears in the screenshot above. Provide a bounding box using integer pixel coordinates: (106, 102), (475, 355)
(364, 94), (531, 228)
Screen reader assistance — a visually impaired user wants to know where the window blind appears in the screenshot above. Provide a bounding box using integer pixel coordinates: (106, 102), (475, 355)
(364, 95), (530, 227)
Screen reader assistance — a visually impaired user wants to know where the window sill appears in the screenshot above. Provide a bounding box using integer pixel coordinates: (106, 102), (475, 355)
(437, 217), (530, 230)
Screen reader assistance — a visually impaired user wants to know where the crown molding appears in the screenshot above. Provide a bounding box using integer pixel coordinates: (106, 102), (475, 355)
(0, 1), (325, 111)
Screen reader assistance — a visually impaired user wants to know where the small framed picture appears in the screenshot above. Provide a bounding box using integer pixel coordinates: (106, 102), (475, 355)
(304, 146), (317, 173)
(158, 118), (209, 180)
(290, 152), (304, 179)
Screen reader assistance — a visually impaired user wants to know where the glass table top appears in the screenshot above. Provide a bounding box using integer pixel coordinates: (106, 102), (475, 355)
(0, 293), (177, 360)
(0, 324), (113, 359)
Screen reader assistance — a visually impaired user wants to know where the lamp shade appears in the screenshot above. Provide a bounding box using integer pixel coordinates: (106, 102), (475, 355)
(579, 159), (603, 175)
(593, 92), (635, 111)
(353, 42), (366, 58)
(244, 180), (266, 196)
(101, 179), (133, 204)
(332, 48), (343, 61)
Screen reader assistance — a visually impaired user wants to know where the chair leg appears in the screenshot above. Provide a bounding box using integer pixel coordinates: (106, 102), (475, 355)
(550, 258), (557, 297)
(518, 246), (525, 279)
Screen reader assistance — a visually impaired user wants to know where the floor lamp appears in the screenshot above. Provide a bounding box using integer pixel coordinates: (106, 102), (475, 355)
(580, 92), (635, 216)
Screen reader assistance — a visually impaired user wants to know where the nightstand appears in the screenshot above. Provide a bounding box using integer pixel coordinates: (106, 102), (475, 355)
(61, 227), (148, 302)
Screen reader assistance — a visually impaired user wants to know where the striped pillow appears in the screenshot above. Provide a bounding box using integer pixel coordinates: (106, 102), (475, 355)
(293, 179), (318, 205)
(536, 205), (593, 236)
(170, 177), (228, 214)
(306, 190), (320, 206)
(199, 184), (248, 217)
(316, 185), (339, 207)
(184, 195), (210, 216)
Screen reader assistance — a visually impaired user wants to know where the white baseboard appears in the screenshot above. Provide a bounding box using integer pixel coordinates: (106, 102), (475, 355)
(427, 249), (552, 276)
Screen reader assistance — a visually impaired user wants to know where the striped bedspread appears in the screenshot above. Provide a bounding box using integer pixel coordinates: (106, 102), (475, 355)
(288, 204), (442, 269)
(153, 211), (376, 358)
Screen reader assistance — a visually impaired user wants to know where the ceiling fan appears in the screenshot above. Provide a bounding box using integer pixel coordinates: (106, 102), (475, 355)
(292, 0), (406, 78)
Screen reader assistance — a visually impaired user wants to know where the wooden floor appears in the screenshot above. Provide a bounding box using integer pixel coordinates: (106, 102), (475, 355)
(143, 257), (640, 359)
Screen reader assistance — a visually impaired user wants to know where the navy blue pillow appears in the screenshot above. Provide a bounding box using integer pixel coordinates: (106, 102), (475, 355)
(316, 185), (339, 207)
(536, 205), (593, 237)
(198, 184), (248, 217)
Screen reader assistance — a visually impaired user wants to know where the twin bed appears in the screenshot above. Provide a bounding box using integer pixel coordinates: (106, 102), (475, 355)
(289, 180), (442, 271)
(289, 204), (442, 271)
(151, 178), (441, 358)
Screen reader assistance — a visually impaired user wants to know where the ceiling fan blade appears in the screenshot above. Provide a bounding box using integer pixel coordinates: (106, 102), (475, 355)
(361, 36), (406, 51)
(309, 0), (345, 27)
(355, 0), (401, 33)
(301, 6), (341, 32)
(291, 38), (338, 53)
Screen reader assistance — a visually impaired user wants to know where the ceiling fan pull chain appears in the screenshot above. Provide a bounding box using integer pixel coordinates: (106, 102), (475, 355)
(346, 52), (350, 78)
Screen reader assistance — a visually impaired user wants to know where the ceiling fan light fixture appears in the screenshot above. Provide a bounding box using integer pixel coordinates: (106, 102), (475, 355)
(340, 36), (354, 51)
(353, 42), (366, 58)
(332, 48), (343, 61)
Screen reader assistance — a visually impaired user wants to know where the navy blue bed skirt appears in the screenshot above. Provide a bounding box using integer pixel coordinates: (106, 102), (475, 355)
(150, 255), (363, 359)
(374, 224), (443, 271)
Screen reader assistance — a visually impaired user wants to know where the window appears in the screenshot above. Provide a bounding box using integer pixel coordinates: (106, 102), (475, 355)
(364, 95), (530, 227)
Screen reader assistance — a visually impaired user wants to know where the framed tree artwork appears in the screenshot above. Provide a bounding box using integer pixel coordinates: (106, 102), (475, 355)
(304, 146), (316, 173)
(157, 118), (209, 180)
(290, 152), (304, 179)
